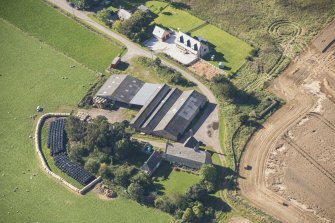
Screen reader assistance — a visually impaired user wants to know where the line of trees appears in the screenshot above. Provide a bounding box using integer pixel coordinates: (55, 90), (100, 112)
(138, 57), (196, 87)
(69, 0), (103, 10)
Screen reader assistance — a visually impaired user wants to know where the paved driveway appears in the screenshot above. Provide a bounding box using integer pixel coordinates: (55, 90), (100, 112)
(145, 35), (198, 65)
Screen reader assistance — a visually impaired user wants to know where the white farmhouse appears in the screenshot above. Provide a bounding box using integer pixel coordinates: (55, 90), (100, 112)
(175, 32), (210, 57)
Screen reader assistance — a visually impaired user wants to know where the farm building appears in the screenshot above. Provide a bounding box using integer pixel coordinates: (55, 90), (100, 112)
(110, 55), (121, 69)
(141, 151), (163, 176)
(175, 32), (210, 57)
(117, 9), (132, 21)
(152, 25), (171, 42)
(95, 75), (162, 107)
(130, 86), (207, 141)
(163, 142), (212, 169)
(137, 4), (149, 13)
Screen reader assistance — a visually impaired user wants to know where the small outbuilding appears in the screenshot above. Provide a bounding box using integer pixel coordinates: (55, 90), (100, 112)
(141, 151), (163, 176)
(110, 56), (121, 69)
(137, 5), (149, 13)
(152, 26), (171, 42)
(117, 9), (132, 21)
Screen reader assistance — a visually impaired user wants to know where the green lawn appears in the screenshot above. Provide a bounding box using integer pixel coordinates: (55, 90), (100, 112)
(145, 1), (168, 14)
(0, 18), (170, 223)
(0, 0), (124, 72)
(154, 162), (200, 196)
(151, 4), (204, 32)
(192, 24), (253, 73)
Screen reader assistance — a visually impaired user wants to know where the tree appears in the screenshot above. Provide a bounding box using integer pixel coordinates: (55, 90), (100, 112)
(131, 173), (152, 192)
(154, 57), (161, 66)
(211, 75), (238, 101)
(127, 182), (144, 202)
(113, 165), (133, 187)
(68, 144), (88, 163)
(117, 10), (152, 42)
(192, 202), (204, 219)
(71, 0), (102, 10)
(96, 9), (111, 23)
(181, 208), (195, 223)
(98, 163), (112, 179)
(186, 183), (208, 202)
(114, 138), (132, 160)
(199, 164), (217, 184)
(84, 158), (100, 174)
(65, 116), (86, 142)
(154, 196), (175, 213)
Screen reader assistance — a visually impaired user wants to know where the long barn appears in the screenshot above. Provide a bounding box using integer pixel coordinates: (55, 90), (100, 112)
(96, 74), (208, 141)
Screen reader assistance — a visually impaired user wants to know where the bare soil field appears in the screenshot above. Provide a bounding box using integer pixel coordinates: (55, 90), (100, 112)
(312, 21), (335, 53)
(239, 20), (335, 223)
(188, 59), (223, 80)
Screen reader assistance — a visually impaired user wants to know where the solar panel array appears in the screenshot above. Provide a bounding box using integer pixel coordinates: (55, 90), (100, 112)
(47, 119), (95, 186)
(54, 154), (95, 186)
(47, 119), (66, 156)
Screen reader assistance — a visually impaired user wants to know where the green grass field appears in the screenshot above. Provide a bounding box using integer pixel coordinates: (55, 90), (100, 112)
(192, 24), (253, 72)
(150, 4), (204, 32)
(0, 17), (170, 223)
(145, 1), (168, 14)
(154, 162), (200, 196)
(0, 0), (124, 72)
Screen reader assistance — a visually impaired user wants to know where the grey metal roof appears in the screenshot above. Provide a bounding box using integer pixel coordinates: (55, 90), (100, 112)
(130, 84), (171, 128)
(96, 75), (144, 104)
(184, 136), (199, 148)
(141, 88), (182, 131)
(154, 90), (207, 136)
(130, 83), (162, 106)
(141, 151), (162, 174)
(163, 142), (211, 169)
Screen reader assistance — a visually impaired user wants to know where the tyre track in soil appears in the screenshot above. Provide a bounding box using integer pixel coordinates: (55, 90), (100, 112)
(239, 19), (335, 223)
(239, 88), (317, 223)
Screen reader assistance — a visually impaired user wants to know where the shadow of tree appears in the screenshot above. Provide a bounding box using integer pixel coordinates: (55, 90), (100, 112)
(170, 2), (191, 10)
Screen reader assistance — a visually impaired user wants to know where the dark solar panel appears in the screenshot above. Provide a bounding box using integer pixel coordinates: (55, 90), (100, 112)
(47, 119), (66, 156)
(54, 154), (95, 186)
(47, 119), (95, 186)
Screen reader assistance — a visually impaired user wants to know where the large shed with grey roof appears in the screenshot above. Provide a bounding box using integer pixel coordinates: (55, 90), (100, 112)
(130, 87), (207, 141)
(163, 142), (211, 169)
(95, 75), (162, 106)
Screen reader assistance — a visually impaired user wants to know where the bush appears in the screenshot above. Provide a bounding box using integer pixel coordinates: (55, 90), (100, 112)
(117, 10), (152, 43)
(84, 158), (100, 174)
(137, 57), (196, 87)
(127, 182), (144, 202)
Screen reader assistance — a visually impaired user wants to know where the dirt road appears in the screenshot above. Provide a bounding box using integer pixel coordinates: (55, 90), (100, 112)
(239, 21), (335, 223)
